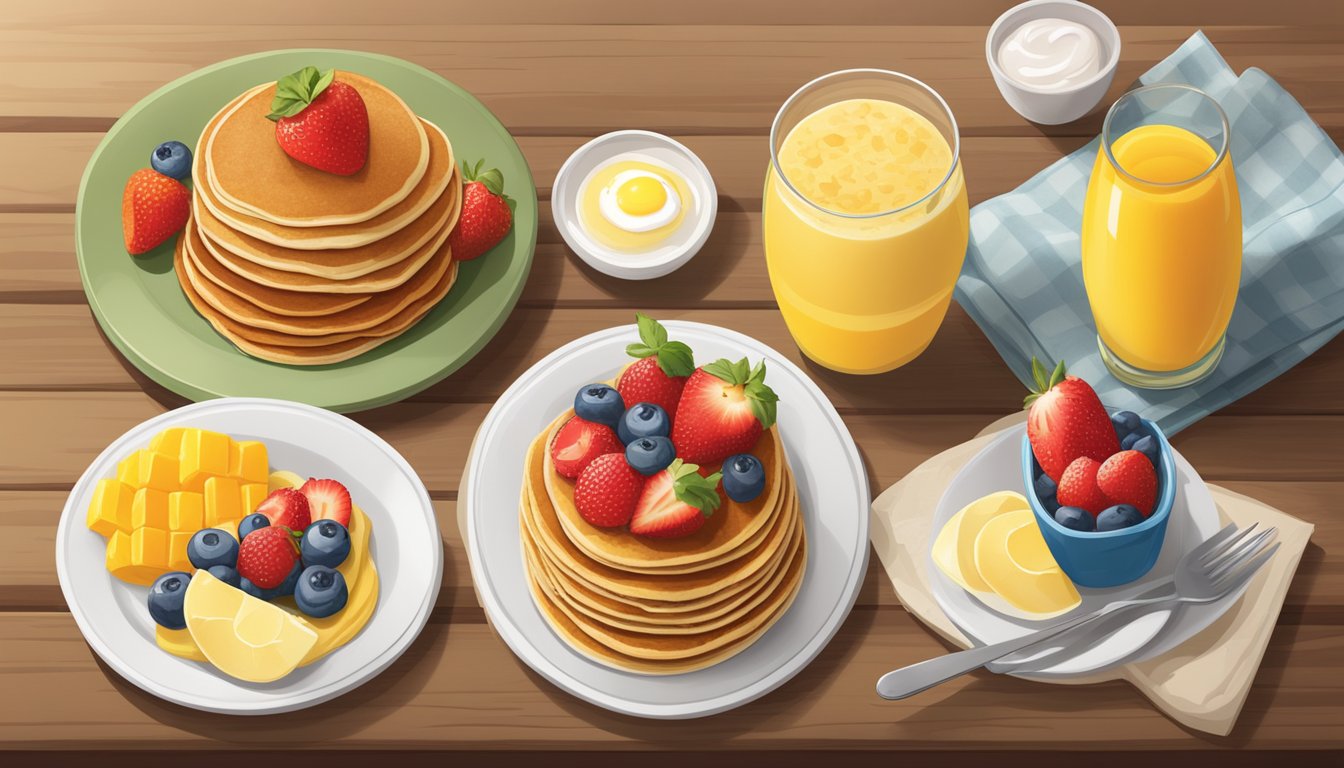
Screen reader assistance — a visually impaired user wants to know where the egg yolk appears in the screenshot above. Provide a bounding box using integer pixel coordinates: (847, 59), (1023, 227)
(616, 176), (668, 216)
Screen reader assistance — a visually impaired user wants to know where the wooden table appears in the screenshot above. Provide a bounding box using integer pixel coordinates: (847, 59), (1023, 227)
(2, 1), (1341, 764)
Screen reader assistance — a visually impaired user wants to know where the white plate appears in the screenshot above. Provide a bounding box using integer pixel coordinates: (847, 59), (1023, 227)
(551, 130), (718, 280)
(55, 398), (442, 714)
(464, 321), (868, 718)
(929, 425), (1249, 679)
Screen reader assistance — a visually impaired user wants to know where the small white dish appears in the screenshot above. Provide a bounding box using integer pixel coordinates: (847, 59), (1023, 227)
(55, 398), (442, 714)
(551, 130), (717, 280)
(928, 425), (1252, 679)
(986, 0), (1121, 125)
(463, 321), (869, 718)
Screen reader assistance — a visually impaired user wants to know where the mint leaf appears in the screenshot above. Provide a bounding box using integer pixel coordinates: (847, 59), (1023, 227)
(266, 66), (334, 121)
(635, 312), (667, 349)
(625, 343), (656, 359)
(655, 341), (694, 377)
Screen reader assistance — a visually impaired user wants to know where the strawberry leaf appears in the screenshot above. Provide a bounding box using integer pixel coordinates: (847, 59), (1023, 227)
(1023, 356), (1068, 409)
(702, 358), (741, 384)
(635, 311), (668, 349)
(1031, 357), (1049, 392)
(266, 66), (335, 121)
(745, 361), (779, 429)
(1048, 359), (1067, 389)
(667, 460), (723, 517)
(627, 313), (695, 377)
(655, 342), (694, 377)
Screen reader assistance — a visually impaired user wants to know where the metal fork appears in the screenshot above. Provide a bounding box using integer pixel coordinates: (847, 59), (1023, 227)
(876, 523), (1278, 700)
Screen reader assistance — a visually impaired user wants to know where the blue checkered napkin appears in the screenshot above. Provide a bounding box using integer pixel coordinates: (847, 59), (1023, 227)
(955, 32), (1344, 435)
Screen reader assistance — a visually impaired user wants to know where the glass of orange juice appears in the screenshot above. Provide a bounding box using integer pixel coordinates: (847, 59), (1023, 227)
(764, 70), (969, 375)
(1082, 84), (1240, 389)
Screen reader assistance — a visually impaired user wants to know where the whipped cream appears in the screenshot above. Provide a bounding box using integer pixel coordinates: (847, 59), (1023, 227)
(997, 18), (1102, 92)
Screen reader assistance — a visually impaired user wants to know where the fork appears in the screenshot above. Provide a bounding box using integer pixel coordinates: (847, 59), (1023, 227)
(876, 523), (1278, 700)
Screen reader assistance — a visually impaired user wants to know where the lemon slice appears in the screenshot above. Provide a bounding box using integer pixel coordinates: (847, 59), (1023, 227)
(184, 569), (317, 682)
(973, 507), (1080, 616)
(268, 469), (305, 493)
(933, 491), (1030, 593)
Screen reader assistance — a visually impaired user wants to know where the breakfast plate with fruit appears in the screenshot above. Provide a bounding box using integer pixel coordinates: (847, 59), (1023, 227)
(927, 361), (1251, 678)
(55, 398), (441, 714)
(463, 315), (868, 718)
(75, 49), (537, 412)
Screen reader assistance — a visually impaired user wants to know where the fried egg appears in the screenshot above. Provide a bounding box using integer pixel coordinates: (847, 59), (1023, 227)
(578, 159), (691, 252)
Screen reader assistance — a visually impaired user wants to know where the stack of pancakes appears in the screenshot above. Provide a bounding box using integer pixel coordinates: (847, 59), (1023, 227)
(174, 71), (464, 365)
(521, 410), (806, 674)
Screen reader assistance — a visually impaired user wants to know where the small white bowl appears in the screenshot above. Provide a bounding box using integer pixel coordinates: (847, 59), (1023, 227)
(551, 130), (717, 281)
(986, 0), (1121, 125)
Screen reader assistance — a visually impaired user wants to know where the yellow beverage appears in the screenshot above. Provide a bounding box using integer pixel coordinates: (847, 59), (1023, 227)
(1082, 123), (1241, 374)
(765, 78), (969, 375)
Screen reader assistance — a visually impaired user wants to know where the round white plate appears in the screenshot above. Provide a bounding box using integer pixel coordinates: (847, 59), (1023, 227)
(929, 425), (1249, 679)
(464, 321), (868, 718)
(55, 398), (442, 714)
(551, 130), (718, 280)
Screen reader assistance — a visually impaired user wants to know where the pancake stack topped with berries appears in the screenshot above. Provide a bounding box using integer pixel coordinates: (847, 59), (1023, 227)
(520, 314), (805, 674)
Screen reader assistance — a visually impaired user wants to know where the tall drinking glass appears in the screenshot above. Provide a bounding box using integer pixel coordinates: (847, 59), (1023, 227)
(1081, 84), (1241, 389)
(764, 70), (969, 375)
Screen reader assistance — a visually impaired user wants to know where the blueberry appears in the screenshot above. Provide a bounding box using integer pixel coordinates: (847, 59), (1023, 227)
(239, 577), (279, 601)
(1121, 431), (1142, 451)
(187, 528), (238, 570)
(1033, 472), (1057, 503)
(295, 566), (348, 618)
(574, 384), (625, 428)
(301, 520), (351, 568)
(625, 436), (675, 476)
(617, 402), (670, 445)
(207, 564), (240, 588)
(150, 140), (192, 180)
(1054, 506), (1095, 532)
(147, 571), (191, 629)
(1131, 435), (1159, 468)
(722, 454), (766, 503)
(238, 512), (270, 541)
(1111, 410), (1141, 438)
(274, 561), (304, 598)
(1043, 496), (1061, 516)
(1097, 504), (1145, 531)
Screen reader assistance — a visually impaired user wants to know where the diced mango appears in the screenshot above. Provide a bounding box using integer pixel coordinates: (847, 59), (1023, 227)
(131, 527), (170, 573)
(132, 449), (181, 492)
(130, 487), (170, 531)
(229, 441), (269, 484)
(116, 452), (141, 486)
(168, 531), (194, 572)
(87, 478), (133, 538)
(107, 530), (159, 586)
(149, 427), (189, 459)
(167, 492), (205, 532)
(204, 476), (242, 527)
(241, 483), (269, 516)
(179, 429), (230, 492)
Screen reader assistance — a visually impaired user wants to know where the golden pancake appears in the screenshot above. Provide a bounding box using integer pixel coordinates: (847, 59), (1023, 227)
(526, 528), (805, 662)
(544, 412), (785, 573)
(196, 115), (457, 255)
(182, 222), (453, 337)
(521, 430), (794, 603)
(175, 233), (458, 365)
(206, 74), (428, 226)
(185, 216), (372, 317)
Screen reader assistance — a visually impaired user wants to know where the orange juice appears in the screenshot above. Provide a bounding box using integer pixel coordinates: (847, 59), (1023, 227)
(764, 97), (969, 374)
(1081, 124), (1241, 373)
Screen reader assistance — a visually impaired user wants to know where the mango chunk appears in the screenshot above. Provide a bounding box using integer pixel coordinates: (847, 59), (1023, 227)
(179, 429), (230, 492)
(87, 478), (133, 538)
(133, 449), (181, 492)
(204, 476), (242, 527)
(107, 530), (159, 586)
(229, 441), (269, 484)
(116, 452), (142, 486)
(130, 487), (170, 530)
(149, 427), (189, 459)
(168, 531), (194, 572)
(131, 526), (170, 572)
(241, 483), (268, 517)
(167, 491), (205, 532)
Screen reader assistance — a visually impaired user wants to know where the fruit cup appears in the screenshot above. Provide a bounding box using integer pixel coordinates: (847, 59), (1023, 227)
(1020, 418), (1176, 588)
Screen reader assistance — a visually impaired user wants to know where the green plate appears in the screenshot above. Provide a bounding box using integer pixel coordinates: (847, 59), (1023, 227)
(76, 49), (537, 412)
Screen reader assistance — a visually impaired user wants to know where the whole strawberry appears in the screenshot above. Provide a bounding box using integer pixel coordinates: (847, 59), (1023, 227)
(617, 313), (694, 419)
(573, 453), (645, 528)
(1024, 358), (1120, 482)
(122, 169), (189, 255)
(629, 459), (723, 539)
(266, 66), (369, 176)
(237, 525), (300, 590)
(672, 358), (778, 465)
(1097, 450), (1157, 516)
(1056, 456), (1110, 515)
(449, 159), (513, 261)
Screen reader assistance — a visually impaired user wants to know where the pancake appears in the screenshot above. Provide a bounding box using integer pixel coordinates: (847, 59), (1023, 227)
(206, 74), (428, 226)
(196, 113), (457, 255)
(182, 222), (454, 337)
(175, 233), (458, 365)
(544, 411), (785, 573)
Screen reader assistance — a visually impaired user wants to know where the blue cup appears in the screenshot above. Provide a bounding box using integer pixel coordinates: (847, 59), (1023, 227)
(1020, 418), (1176, 588)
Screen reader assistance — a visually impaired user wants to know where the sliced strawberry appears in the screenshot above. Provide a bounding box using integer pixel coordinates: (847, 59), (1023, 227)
(299, 478), (352, 528)
(617, 313), (694, 419)
(671, 358), (778, 465)
(573, 453), (645, 528)
(1024, 358), (1121, 481)
(550, 417), (622, 479)
(255, 487), (311, 531)
(629, 459), (723, 539)
(1057, 456), (1110, 515)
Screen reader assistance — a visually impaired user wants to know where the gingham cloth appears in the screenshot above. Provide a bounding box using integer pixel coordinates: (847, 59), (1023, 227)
(955, 32), (1344, 434)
